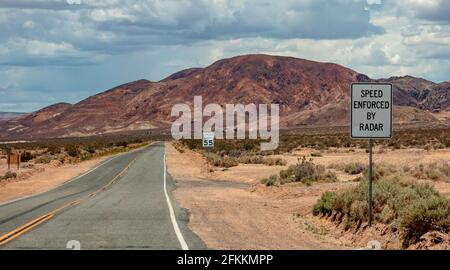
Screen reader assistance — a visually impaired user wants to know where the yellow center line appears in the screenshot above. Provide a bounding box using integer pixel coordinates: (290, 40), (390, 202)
(0, 156), (138, 247)
(0, 214), (54, 246)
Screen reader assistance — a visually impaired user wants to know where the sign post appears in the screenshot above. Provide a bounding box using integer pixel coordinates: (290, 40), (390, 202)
(202, 132), (215, 148)
(351, 83), (392, 226)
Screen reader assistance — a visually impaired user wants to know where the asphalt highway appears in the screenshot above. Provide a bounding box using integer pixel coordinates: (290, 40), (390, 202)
(0, 142), (205, 250)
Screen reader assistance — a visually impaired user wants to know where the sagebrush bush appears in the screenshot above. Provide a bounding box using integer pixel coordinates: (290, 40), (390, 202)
(65, 145), (80, 157)
(35, 154), (53, 164)
(204, 152), (238, 168)
(312, 179), (450, 246)
(84, 145), (96, 154)
(344, 162), (366, 175)
(312, 192), (336, 216)
(279, 156), (336, 184)
(399, 195), (450, 245)
(261, 175), (278, 186)
(3, 171), (17, 179)
(407, 162), (450, 182)
(362, 163), (397, 181)
(238, 155), (286, 166)
(263, 157), (287, 166)
(46, 145), (61, 155)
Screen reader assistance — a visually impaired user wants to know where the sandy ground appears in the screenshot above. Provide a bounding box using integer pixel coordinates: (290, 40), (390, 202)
(166, 143), (450, 250)
(166, 143), (356, 249)
(0, 156), (108, 203)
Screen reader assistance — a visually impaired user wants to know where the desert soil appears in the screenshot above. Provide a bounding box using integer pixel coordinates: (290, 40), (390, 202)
(166, 143), (450, 250)
(0, 156), (108, 203)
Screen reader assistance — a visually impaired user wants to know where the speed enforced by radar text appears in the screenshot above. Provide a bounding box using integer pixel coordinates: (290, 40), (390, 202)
(351, 83), (392, 138)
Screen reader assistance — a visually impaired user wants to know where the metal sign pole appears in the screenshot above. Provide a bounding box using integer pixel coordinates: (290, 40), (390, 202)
(351, 83), (392, 227)
(368, 138), (373, 226)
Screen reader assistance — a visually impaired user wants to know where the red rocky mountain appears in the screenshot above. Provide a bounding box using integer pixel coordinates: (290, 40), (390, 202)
(0, 54), (447, 140)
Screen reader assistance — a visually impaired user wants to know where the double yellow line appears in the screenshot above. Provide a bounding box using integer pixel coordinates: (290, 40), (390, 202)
(0, 157), (138, 246)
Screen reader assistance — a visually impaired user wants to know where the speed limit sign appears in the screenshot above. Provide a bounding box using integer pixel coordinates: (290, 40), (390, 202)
(202, 132), (214, 148)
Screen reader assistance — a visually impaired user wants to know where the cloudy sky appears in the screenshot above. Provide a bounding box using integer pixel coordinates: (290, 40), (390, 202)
(0, 0), (449, 112)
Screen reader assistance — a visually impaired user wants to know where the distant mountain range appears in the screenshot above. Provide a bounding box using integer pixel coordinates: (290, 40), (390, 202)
(0, 54), (449, 140)
(0, 112), (26, 121)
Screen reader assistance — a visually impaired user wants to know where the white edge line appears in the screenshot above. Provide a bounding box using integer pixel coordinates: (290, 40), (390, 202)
(163, 153), (189, 250)
(0, 143), (154, 207)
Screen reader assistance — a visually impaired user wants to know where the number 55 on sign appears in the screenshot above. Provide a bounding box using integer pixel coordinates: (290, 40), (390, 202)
(202, 132), (214, 148)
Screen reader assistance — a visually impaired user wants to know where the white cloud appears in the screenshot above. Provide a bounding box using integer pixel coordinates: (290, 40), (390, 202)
(0, 0), (449, 112)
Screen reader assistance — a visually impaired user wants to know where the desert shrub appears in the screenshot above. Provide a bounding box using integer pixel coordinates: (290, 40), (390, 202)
(378, 205), (396, 224)
(238, 155), (264, 164)
(3, 171), (17, 179)
(20, 151), (34, 162)
(313, 192), (336, 216)
(65, 145), (80, 157)
(172, 141), (185, 153)
(279, 157), (336, 184)
(344, 162), (366, 175)
(238, 155), (286, 166)
(399, 196), (450, 246)
(35, 154), (53, 164)
(84, 145), (96, 154)
(46, 145), (61, 155)
(261, 175), (278, 186)
(312, 179), (450, 246)
(263, 157), (287, 166)
(407, 162), (450, 182)
(362, 163), (397, 181)
(204, 152), (238, 168)
(438, 163), (450, 178)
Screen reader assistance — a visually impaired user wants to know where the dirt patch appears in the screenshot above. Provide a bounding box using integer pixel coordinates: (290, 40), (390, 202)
(0, 156), (108, 203)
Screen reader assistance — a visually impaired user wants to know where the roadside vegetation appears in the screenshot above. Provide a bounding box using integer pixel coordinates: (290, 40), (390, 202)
(278, 128), (450, 152)
(178, 139), (286, 168)
(330, 160), (450, 183)
(403, 162), (450, 182)
(179, 127), (450, 158)
(260, 156), (336, 186)
(0, 133), (163, 168)
(0, 171), (17, 181)
(312, 179), (450, 247)
(328, 162), (367, 175)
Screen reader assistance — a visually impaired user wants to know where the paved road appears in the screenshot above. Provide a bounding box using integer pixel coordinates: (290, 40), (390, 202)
(0, 142), (205, 250)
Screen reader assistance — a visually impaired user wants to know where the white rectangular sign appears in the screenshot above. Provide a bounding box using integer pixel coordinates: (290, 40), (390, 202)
(351, 83), (392, 139)
(202, 132), (215, 148)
